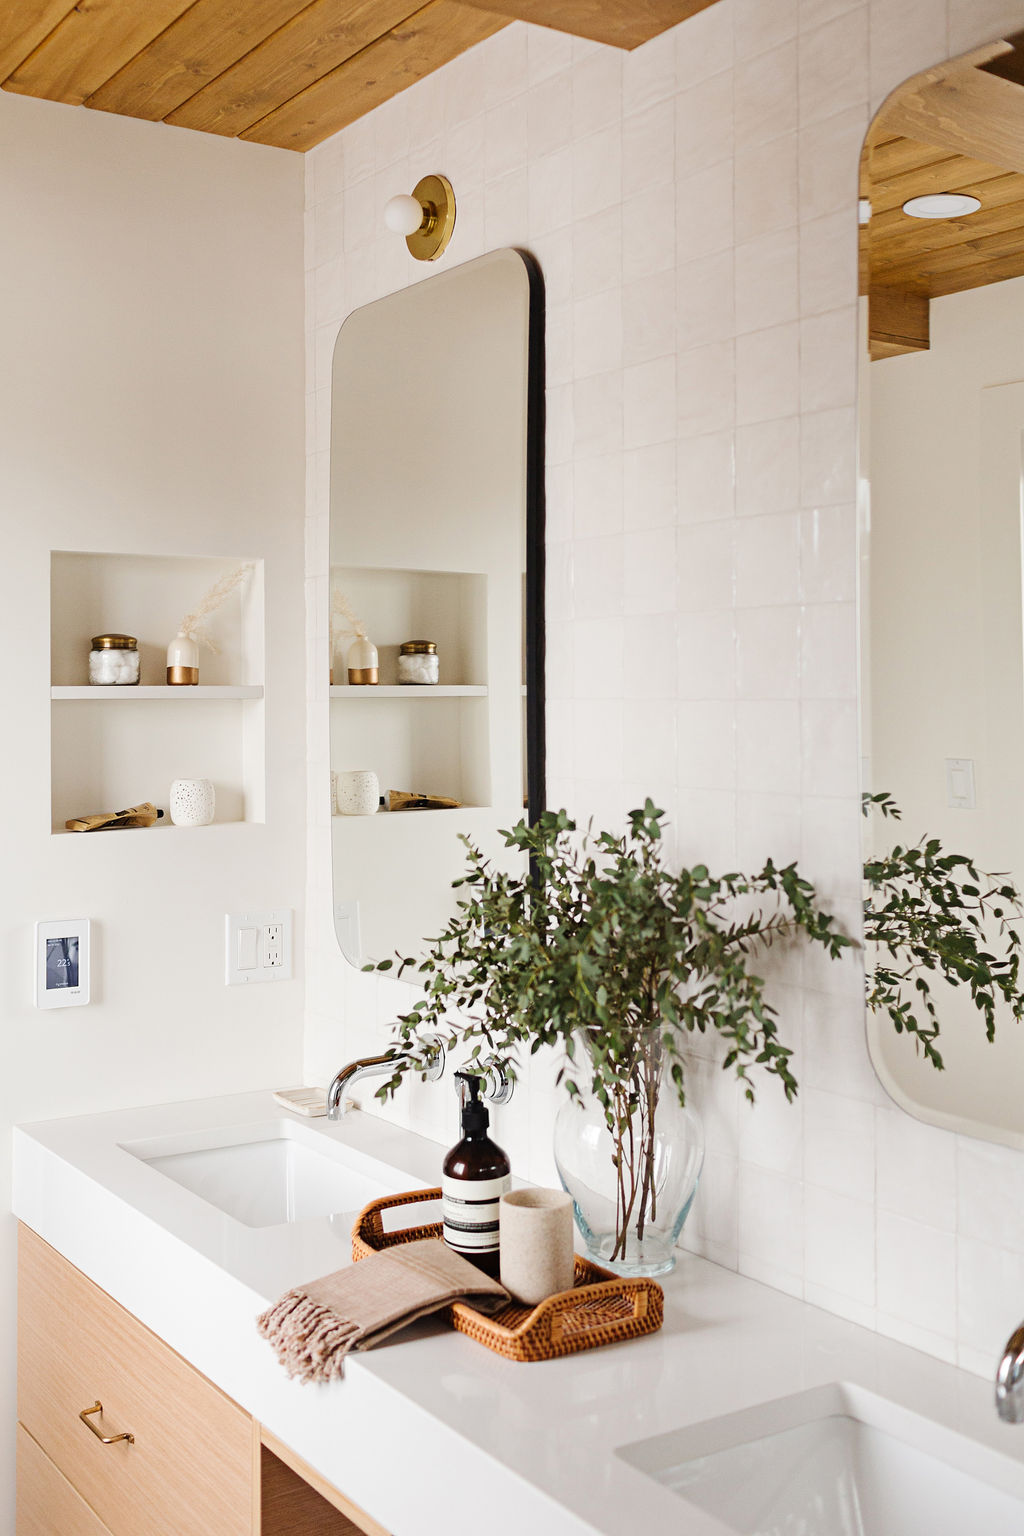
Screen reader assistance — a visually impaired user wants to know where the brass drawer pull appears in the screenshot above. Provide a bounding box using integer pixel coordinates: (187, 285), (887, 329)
(79, 1401), (134, 1445)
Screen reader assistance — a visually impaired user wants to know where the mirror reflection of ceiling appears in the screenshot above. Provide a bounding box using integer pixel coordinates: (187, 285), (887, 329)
(861, 30), (1024, 359)
(0, 0), (715, 151)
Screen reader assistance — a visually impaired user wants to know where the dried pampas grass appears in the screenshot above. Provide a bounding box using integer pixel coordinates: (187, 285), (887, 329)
(178, 562), (254, 653)
(330, 588), (368, 653)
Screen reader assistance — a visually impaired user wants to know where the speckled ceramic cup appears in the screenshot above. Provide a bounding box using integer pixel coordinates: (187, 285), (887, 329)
(499, 1188), (575, 1306)
(334, 769), (379, 816)
(169, 778), (215, 827)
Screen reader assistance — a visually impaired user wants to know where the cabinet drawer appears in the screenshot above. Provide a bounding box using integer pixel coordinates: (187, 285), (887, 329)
(17, 1424), (113, 1536)
(18, 1225), (254, 1536)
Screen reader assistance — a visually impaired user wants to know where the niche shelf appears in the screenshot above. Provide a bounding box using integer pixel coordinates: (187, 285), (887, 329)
(49, 550), (265, 835)
(328, 684), (486, 699)
(52, 685), (264, 701)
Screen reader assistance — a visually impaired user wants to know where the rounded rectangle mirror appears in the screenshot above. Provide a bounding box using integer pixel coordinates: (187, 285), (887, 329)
(328, 247), (545, 967)
(860, 30), (1024, 1148)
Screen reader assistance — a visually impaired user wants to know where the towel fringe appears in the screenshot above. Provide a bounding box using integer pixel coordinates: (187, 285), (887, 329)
(257, 1288), (361, 1383)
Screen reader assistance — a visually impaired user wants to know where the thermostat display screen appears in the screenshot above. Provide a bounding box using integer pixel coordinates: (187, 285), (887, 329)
(36, 918), (90, 1008)
(46, 936), (79, 991)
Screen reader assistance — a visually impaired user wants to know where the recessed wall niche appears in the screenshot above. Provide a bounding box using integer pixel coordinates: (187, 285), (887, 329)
(49, 551), (265, 834)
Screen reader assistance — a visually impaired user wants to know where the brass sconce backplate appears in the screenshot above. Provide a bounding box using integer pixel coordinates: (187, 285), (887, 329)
(407, 173), (456, 261)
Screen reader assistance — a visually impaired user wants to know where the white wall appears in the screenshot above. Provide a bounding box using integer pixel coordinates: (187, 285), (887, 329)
(303, 0), (1024, 1390)
(0, 91), (305, 1524)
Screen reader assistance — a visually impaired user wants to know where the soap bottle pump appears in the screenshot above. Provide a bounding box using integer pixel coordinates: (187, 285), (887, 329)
(442, 1072), (511, 1279)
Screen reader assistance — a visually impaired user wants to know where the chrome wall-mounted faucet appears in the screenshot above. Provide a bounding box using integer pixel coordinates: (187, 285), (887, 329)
(996, 1323), (1024, 1422)
(326, 1038), (445, 1120)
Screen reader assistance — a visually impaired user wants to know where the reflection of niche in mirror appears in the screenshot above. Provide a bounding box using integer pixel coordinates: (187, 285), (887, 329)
(860, 31), (1024, 1148)
(329, 249), (544, 968)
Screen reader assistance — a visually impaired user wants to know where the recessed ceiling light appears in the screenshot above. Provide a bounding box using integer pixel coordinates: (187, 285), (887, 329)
(902, 193), (982, 219)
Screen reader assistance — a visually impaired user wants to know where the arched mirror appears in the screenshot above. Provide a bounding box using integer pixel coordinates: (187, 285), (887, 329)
(329, 248), (544, 966)
(860, 31), (1024, 1147)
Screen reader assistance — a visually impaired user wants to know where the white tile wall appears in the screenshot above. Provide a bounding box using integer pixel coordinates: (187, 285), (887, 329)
(304, 0), (1024, 1378)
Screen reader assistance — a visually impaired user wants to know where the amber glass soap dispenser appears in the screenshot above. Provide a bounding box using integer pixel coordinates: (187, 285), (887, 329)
(442, 1072), (511, 1279)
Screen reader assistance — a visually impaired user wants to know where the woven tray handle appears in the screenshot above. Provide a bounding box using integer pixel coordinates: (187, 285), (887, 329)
(544, 1280), (652, 1347)
(352, 1187), (442, 1259)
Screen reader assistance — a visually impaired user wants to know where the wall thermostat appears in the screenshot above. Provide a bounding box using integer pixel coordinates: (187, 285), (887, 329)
(35, 919), (91, 1009)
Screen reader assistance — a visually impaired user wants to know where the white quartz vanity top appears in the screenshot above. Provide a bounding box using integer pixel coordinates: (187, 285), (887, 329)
(13, 1091), (1024, 1536)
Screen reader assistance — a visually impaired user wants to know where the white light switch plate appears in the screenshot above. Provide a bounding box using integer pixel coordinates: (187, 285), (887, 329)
(225, 909), (293, 985)
(945, 758), (976, 810)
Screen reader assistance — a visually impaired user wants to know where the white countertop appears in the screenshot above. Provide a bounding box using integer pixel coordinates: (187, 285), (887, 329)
(13, 1090), (1024, 1536)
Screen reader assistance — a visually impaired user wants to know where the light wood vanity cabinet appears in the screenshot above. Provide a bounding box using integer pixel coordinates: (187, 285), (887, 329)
(17, 1227), (386, 1536)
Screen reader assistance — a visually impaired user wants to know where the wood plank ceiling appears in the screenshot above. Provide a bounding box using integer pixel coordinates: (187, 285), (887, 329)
(862, 32), (1024, 359)
(0, 0), (717, 152)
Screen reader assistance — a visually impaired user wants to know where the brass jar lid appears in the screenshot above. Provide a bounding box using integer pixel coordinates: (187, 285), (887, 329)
(399, 640), (437, 654)
(91, 633), (138, 650)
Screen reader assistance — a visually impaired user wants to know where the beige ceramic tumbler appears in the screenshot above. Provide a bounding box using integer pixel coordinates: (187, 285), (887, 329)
(499, 1189), (575, 1305)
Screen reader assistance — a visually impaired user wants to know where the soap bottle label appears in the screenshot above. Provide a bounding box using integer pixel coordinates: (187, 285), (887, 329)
(441, 1173), (511, 1256)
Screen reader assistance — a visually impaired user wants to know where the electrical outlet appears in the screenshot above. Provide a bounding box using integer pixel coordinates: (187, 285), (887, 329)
(225, 909), (293, 985)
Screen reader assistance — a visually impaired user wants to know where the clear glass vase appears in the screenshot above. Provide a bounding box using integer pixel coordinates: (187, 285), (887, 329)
(553, 1072), (705, 1279)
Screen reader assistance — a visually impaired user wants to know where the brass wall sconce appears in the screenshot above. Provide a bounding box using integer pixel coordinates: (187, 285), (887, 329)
(383, 174), (456, 261)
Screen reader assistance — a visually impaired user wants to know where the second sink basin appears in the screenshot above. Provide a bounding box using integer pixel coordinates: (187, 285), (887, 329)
(618, 1381), (1024, 1536)
(121, 1118), (419, 1227)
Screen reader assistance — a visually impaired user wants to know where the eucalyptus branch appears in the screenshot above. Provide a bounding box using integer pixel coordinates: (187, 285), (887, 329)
(370, 801), (851, 1118)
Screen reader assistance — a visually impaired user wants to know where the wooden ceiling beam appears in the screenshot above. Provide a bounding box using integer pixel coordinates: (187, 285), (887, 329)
(165, 0), (422, 138)
(868, 287), (930, 361)
(979, 28), (1024, 86)
(240, 1), (509, 151)
(85, 0), (316, 124)
(455, 0), (713, 50)
(877, 66), (1024, 178)
(3, 0), (197, 106)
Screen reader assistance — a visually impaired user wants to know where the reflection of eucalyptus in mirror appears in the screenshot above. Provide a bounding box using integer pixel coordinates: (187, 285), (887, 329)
(863, 792), (1024, 1070)
(328, 249), (544, 969)
(860, 29), (1024, 1145)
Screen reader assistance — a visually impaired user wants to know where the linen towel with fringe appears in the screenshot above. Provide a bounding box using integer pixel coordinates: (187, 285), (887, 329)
(257, 1238), (509, 1383)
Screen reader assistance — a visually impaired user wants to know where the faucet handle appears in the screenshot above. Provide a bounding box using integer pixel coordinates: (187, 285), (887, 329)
(996, 1322), (1024, 1422)
(420, 1035), (446, 1083)
(481, 1055), (514, 1107)
(453, 1055), (514, 1108)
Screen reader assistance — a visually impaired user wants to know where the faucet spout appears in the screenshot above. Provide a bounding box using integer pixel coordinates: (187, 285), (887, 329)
(326, 1038), (445, 1119)
(996, 1323), (1024, 1422)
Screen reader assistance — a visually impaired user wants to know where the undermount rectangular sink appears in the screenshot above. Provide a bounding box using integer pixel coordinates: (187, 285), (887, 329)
(617, 1382), (1024, 1536)
(121, 1119), (419, 1228)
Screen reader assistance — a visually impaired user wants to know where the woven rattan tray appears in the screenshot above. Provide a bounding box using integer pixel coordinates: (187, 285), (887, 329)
(351, 1187), (664, 1363)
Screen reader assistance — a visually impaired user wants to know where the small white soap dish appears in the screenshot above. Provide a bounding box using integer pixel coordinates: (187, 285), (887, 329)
(273, 1086), (328, 1118)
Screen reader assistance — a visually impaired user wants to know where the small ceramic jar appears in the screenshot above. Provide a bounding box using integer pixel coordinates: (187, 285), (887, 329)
(167, 630), (200, 685)
(398, 640), (438, 685)
(335, 769), (380, 816)
(346, 636), (379, 685)
(89, 634), (139, 685)
(169, 778), (215, 826)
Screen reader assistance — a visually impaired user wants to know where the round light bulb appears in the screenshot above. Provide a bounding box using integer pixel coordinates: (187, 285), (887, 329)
(384, 192), (424, 236)
(902, 193), (981, 220)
